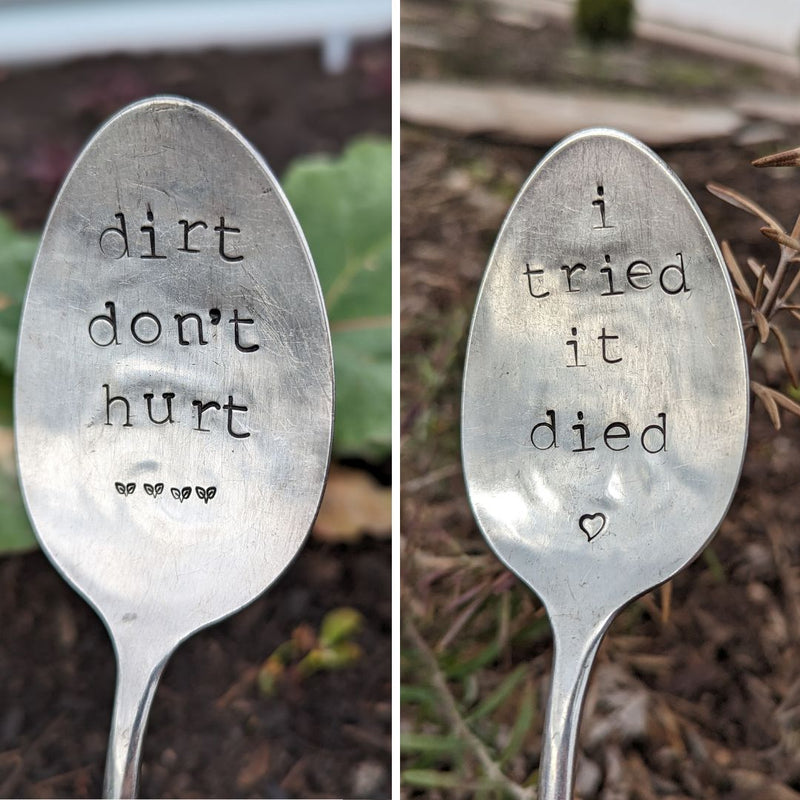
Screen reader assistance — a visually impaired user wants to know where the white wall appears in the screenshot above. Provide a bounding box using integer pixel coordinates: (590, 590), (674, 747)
(0, 0), (391, 72)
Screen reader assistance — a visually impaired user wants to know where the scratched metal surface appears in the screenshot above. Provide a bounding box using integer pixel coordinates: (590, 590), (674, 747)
(14, 97), (333, 796)
(461, 128), (748, 799)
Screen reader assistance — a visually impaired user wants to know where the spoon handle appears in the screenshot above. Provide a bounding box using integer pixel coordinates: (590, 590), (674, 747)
(537, 616), (609, 800)
(103, 642), (169, 799)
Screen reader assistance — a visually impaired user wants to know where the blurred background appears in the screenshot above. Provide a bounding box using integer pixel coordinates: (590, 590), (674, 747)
(0, 1), (390, 798)
(401, 1), (800, 798)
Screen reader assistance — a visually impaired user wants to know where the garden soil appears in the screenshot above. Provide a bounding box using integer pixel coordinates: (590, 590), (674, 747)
(0, 43), (390, 799)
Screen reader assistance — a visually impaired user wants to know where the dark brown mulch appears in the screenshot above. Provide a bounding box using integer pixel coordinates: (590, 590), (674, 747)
(0, 41), (390, 800)
(401, 7), (800, 800)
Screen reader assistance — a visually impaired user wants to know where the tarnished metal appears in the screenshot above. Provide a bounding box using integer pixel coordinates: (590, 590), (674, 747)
(461, 129), (748, 799)
(14, 97), (334, 798)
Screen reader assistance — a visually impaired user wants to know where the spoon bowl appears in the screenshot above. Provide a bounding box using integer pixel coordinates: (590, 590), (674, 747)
(461, 128), (748, 798)
(14, 97), (334, 797)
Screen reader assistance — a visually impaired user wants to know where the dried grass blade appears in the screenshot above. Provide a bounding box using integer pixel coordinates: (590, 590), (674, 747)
(753, 147), (800, 168)
(660, 580), (673, 626)
(771, 323), (800, 387)
(754, 310), (770, 343)
(792, 208), (800, 241)
(761, 227), (800, 251)
(754, 309), (770, 343)
(769, 387), (800, 419)
(721, 241), (754, 306)
(754, 266), (768, 307)
(781, 267), (800, 303)
(436, 588), (489, 653)
(751, 381), (782, 429)
(747, 258), (773, 289)
(707, 182), (784, 232)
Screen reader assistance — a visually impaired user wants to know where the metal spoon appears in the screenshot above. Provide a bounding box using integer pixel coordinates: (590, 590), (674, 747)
(14, 97), (334, 798)
(461, 128), (748, 799)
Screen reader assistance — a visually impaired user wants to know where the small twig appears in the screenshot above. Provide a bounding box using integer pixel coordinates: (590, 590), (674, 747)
(660, 580), (673, 626)
(779, 266), (800, 305)
(437, 584), (493, 652)
(753, 147), (800, 168)
(403, 611), (537, 800)
(760, 241), (794, 319)
(707, 182), (784, 232)
(410, 546), (495, 574)
(401, 462), (461, 492)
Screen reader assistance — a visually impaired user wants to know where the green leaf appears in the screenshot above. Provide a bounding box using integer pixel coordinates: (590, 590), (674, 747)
(0, 426), (36, 554)
(400, 683), (439, 708)
(400, 732), (466, 756)
(330, 323), (391, 460)
(443, 639), (501, 680)
(401, 769), (465, 789)
(402, 770), (506, 792)
(499, 677), (536, 766)
(283, 138), (391, 461)
(0, 216), (38, 554)
(0, 215), (38, 374)
(319, 606), (363, 647)
(466, 664), (529, 724)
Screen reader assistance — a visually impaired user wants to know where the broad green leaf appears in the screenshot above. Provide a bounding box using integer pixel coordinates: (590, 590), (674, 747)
(0, 217), (38, 554)
(331, 323), (391, 460)
(0, 427), (36, 553)
(0, 215), (38, 374)
(283, 138), (391, 461)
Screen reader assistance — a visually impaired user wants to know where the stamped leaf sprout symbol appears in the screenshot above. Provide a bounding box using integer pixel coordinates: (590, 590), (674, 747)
(115, 482), (136, 497)
(579, 512), (607, 542)
(195, 486), (217, 504)
(171, 486), (192, 503)
(143, 483), (164, 498)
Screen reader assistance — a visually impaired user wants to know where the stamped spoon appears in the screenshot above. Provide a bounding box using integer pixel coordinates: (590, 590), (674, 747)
(14, 97), (334, 797)
(461, 129), (748, 799)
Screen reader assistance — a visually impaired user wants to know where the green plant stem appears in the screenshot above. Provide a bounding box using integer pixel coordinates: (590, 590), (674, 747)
(403, 609), (537, 800)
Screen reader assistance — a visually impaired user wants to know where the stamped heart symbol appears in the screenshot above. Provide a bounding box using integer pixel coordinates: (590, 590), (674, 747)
(579, 513), (607, 542)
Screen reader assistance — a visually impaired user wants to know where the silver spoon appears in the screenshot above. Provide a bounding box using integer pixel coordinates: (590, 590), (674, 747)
(14, 97), (334, 798)
(461, 128), (748, 799)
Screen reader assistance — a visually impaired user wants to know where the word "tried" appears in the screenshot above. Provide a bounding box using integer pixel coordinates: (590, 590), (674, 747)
(524, 253), (688, 299)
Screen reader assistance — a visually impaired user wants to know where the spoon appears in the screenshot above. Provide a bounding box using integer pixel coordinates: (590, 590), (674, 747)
(461, 128), (748, 799)
(14, 97), (334, 797)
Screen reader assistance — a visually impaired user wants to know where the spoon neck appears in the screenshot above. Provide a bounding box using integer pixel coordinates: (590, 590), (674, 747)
(537, 614), (611, 800)
(103, 641), (171, 799)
